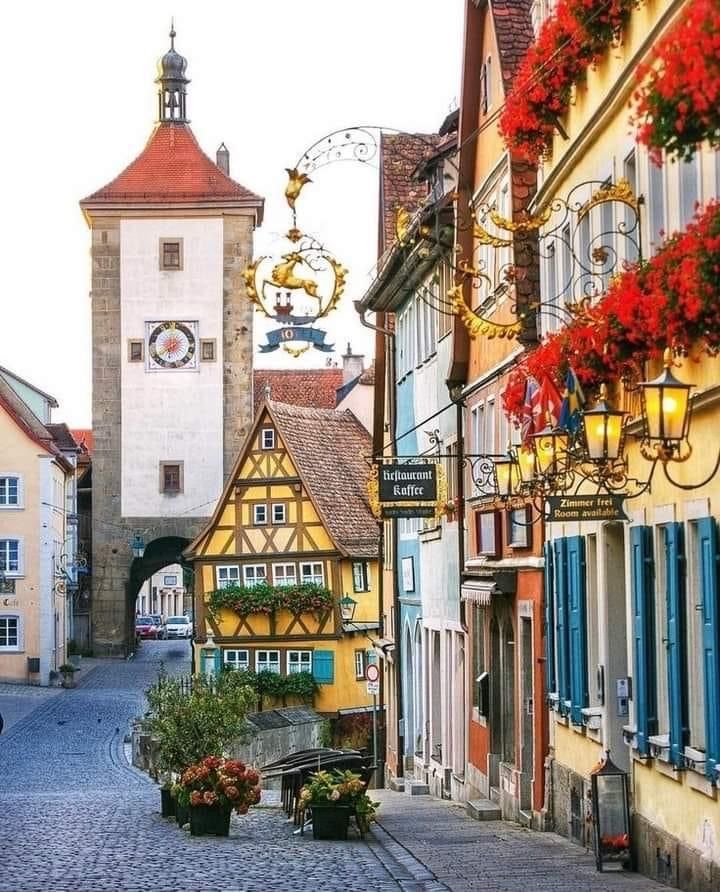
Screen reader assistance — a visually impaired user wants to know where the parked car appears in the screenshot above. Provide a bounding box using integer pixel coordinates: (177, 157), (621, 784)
(165, 615), (193, 639)
(150, 614), (166, 639)
(135, 616), (160, 640)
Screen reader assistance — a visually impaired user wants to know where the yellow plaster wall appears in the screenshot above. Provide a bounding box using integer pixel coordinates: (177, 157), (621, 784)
(554, 723), (606, 778)
(340, 561), (380, 624)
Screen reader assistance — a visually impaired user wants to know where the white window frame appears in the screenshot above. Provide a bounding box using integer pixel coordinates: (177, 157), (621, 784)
(163, 574), (178, 586)
(0, 538), (23, 577)
(253, 504), (268, 525)
(271, 503), (286, 524)
(0, 613), (22, 651)
(243, 564), (267, 587)
(273, 563), (297, 587)
(216, 565), (240, 589)
(0, 475), (23, 509)
(223, 649), (250, 671)
(300, 562), (324, 585)
(256, 649), (281, 674)
(352, 561), (370, 593)
(261, 428), (275, 450)
(354, 649), (366, 680)
(287, 649), (313, 674)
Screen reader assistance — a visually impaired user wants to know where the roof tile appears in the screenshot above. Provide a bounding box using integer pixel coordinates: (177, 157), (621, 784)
(253, 369), (344, 415)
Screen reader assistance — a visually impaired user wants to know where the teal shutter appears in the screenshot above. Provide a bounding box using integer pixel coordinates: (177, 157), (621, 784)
(554, 538), (570, 714)
(544, 541), (556, 698)
(631, 526), (657, 756)
(567, 536), (588, 724)
(213, 648), (222, 675)
(664, 522), (688, 767)
(313, 650), (335, 684)
(697, 517), (720, 779)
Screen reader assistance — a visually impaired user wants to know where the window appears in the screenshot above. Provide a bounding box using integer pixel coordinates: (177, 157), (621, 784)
(623, 151), (639, 264)
(485, 398), (496, 456)
(256, 650), (281, 674)
(444, 444), (457, 507)
(128, 340), (144, 362)
(475, 512), (501, 558)
(0, 539), (21, 575)
(271, 503), (286, 524)
(679, 154), (699, 228)
(301, 562), (324, 585)
(163, 575), (178, 586)
(223, 650), (249, 671)
(0, 476), (20, 507)
(354, 649), (366, 679)
(261, 428), (275, 450)
(288, 650), (313, 674)
(648, 158), (666, 253)
(200, 339), (216, 362)
(437, 261), (453, 339)
(159, 462), (183, 494)
(243, 565), (267, 587)
(217, 566), (240, 589)
(0, 616), (19, 650)
(159, 238), (183, 271)
(273, 564), (297, 586)
(508, 508), (531, 548)
(352, 561), (370, 592)
(480, 56), (492, 114)
(253, 504), (267, 525)
(472, 607), (486, 711)
(543, 241), (558, 334)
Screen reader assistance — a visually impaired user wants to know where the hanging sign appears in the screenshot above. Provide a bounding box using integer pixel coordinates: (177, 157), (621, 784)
(368, 462), (447, 520)
(546, 494), (628, 523)
(259, 326), (334, 353)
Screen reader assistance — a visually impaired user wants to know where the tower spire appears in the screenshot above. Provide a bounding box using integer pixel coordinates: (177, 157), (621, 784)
(155, 23), (190, 123)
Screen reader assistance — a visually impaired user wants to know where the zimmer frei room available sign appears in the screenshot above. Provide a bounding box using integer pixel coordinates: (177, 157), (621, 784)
(369, 462), (447, 519)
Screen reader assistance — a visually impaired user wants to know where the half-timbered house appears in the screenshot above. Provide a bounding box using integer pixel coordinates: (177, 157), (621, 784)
(185, 400), (380, 714)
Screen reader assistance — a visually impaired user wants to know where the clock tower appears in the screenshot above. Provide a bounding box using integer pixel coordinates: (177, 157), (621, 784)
(80, 29), (263, 656)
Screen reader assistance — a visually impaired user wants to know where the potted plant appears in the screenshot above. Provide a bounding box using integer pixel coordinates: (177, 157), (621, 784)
(299, 769), (380, 840)
(59, 663), (78, 689)
(175, 756), (261, 837)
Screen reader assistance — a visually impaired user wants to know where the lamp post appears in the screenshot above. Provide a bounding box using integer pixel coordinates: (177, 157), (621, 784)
(591, 752), (632, 872)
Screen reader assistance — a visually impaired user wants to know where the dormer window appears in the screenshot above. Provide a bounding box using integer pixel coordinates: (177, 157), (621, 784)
(261, 428), (275, 450)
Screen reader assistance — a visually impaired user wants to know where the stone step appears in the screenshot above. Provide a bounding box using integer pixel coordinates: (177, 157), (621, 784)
(467, 798), (502, 821)
(388, 776), (405, 793)
(404, 780), (430, 796)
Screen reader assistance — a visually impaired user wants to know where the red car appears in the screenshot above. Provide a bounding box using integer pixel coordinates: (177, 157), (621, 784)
(135, 616), (160, 640)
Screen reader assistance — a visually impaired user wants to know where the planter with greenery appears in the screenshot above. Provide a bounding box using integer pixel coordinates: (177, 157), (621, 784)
(59, 663), (78, 689)
(299, 769), (380, 840)
(227, 667), (318, 710)
(175, 756), (261, 837)
(208, 581), (334, 618)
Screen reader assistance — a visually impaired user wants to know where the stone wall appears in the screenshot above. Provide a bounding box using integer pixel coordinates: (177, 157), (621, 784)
(633, 812), (720, 891)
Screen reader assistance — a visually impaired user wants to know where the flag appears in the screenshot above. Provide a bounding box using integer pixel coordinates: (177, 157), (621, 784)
(521, 376), (540, 444)
(558, 367), (586, 433)
(538, 375), (563, 430)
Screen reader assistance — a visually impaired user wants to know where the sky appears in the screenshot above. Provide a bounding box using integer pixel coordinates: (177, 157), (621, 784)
(0, 1), (464, 426)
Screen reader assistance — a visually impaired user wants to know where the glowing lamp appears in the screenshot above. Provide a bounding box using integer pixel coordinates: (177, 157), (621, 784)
(582, 384), (626, 462)
(639, 349), (692, 445)
(532, 424), (569, 478)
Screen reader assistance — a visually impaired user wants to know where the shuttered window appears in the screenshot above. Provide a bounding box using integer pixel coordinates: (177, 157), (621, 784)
(554, 538), (570, 714)
(664, 523), (689, 766)
(567, 536), (589, 724)
(630, 525), (657, 756)
(544, 541), (556, 698)
(313, 649), (335, 684)
(697, 517), (720, 779)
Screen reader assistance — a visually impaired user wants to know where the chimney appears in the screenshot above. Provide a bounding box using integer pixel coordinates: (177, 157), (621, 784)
(216, 142), (230, 175)
(342, 342), (364, 385)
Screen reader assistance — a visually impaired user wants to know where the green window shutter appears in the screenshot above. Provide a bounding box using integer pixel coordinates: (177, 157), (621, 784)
(697, 517), (720, 779)
(313, 649), (335, 684)
(567, 536), (588, 724)
(213, 648), (222, 676)
(664, 522), (689, 767)
(544, 541), (556, 699)
(631, 525), (657, 756)
(554, 538), (570, 714)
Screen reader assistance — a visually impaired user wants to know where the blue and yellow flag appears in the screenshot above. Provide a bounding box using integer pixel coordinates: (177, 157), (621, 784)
(559, 367), (585, 433)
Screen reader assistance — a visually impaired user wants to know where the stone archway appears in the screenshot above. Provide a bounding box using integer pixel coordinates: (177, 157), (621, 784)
(126, 537), (191, 649)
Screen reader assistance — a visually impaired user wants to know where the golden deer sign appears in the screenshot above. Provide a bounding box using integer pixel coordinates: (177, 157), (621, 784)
(268, 252), (321, 300)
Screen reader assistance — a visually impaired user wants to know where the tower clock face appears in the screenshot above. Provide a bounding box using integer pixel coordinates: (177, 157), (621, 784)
(146, 321), (198, 370)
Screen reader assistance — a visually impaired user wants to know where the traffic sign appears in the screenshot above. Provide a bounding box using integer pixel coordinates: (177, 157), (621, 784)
(366, 680), (380, 696)
(365, 663), (380, 683)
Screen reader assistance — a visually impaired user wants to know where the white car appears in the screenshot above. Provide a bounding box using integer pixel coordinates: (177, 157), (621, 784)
(165, 615), (193, 639)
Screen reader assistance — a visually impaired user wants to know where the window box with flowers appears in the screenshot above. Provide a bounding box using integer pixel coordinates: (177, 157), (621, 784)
(207, 582), (335, 619)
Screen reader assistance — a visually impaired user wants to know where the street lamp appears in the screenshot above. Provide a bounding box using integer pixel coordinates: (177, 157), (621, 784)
(494, 454), (518, 498)
(131, 533), (145, 559)
(639, 348), (692, 454)
(582, 384), (626, 463)
(532, 421), (569, 479)
(515, 446), (537, 486)
(340, 594), (358, 622)
(591, 752), (631, 872)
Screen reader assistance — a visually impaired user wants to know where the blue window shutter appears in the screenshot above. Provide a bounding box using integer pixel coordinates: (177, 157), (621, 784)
(665, 522), (689, 767)
(631, 526), (657, 756)
(213, 648), (222, 675)
(697, 517), (720, 779)
(554, 538), (570, 714)
(544, 541), (556, 698)
(567, 536), (588, 724)
(313, 649), (335, 684)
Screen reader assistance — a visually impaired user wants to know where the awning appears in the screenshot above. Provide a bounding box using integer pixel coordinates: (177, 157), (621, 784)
(461, 580), (497, 605)
(371, 636), (396, 662)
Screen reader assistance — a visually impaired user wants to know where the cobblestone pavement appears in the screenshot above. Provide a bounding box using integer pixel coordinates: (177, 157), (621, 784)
(0, 642), (665, 891)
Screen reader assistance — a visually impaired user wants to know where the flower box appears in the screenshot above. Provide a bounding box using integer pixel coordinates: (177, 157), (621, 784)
(190, 805), (232, 837)
(160, 787), (175, 818)
(175, 803), (190, 827)
(310, 804), (352, 840)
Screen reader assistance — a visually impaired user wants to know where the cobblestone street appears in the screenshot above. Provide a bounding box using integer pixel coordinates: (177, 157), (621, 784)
(0, 644), (665, 892)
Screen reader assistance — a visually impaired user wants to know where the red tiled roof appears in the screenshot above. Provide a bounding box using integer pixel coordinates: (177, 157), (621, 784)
(490, 0), (535, 90)
(253, 369), (344, 415)
(70, 429), (94, 455)
(269, 401), (378, 558)
(80, 123), (263, 214)
(379, 133), (436, 252)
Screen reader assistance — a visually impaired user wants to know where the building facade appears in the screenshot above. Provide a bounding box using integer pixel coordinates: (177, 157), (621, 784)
(135, 563), (187, 619)
(79, 30), (263, 656)
(186, 400), (379, 714)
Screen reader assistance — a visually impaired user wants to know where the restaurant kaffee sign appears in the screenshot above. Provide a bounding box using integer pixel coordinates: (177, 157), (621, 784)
(368, 462), (447, 519)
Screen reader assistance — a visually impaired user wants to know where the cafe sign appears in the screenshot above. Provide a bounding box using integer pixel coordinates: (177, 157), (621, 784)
(368, 461), (447, 519)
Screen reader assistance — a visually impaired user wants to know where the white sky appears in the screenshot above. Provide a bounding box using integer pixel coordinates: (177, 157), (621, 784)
(0, 1), (463, 426)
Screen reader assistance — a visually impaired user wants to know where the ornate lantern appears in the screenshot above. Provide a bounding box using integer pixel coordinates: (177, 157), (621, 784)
(590, 752), (632, 872)
(494, 454), (518, 499)
(582, 384), (626, 463)
(340, 594), (358, 622)
(532, 423), (569, 478)
(515, 447), (537, 486)
(131, 534), (145, 559)
(639, 349), (692, 451)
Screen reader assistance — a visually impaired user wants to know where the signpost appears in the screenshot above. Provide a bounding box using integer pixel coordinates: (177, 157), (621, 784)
(366, 663), (380, 777)
(546, 494), (628, 523)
